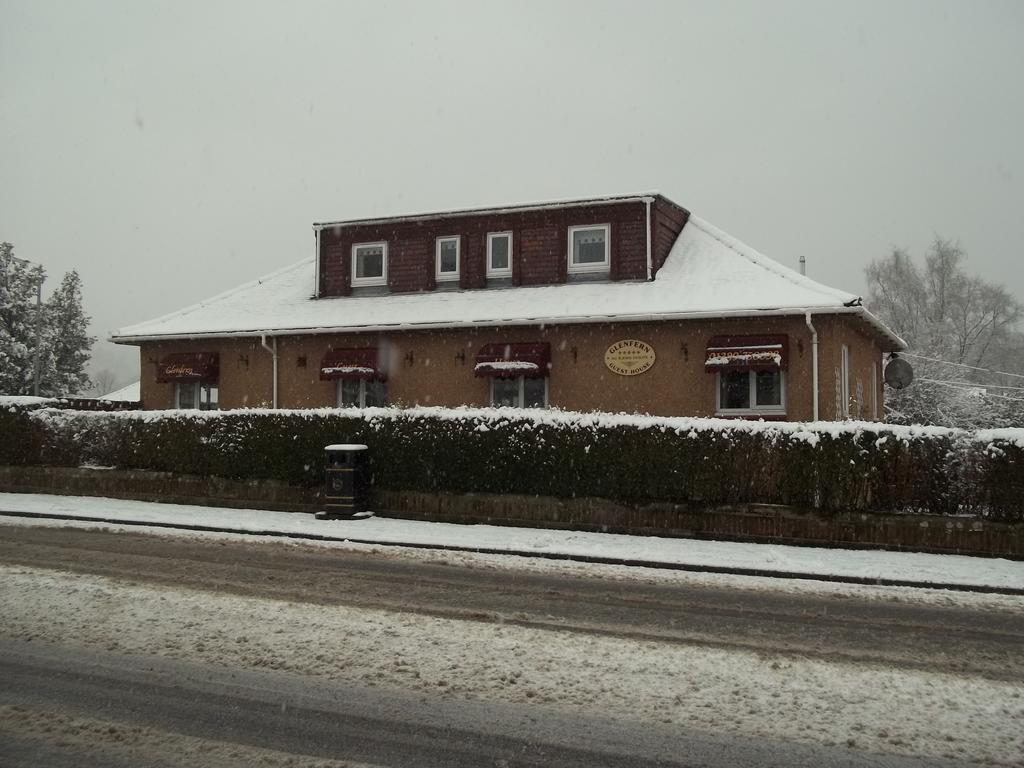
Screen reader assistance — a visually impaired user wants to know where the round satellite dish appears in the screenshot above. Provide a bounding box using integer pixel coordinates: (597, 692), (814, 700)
(884, 357), (914, 389)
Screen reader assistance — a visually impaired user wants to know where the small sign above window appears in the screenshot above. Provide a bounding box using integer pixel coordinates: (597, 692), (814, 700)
(604, 339), (655, 376)
(704, 335), (788, 372)
(474, 342), (550, 378)
(156, 352), (219, 383)
(320, 348), (386, 381)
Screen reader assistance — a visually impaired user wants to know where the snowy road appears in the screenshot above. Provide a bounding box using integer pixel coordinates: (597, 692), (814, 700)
(1, 525), (1021, 766)
(1, 639), (963, 768)
(1, 525), (1021, 682)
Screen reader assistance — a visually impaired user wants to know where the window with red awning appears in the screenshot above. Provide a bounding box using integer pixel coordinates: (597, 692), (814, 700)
(320, 348), (386, 381)
(474, 343), (551, 378)
(156, 353), (219, 383)
(704, 336), (788, 373)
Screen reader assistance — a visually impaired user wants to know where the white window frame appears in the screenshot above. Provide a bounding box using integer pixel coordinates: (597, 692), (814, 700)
(486, 232), (513, 278)
(336, 379), (387, 408)
(351, 241), (388, 287)
(174, 381), (219, 411)
(489, 376), (548, 409)
(435, 236), (460, 282)
(567, 224), (611, 275)
(714, 370), (786, 416)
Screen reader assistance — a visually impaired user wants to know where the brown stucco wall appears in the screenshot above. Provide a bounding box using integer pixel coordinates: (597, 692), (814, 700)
(140, 338), (275, 410)
(136, 313), (889, 420)
(813, 315), (887, 421)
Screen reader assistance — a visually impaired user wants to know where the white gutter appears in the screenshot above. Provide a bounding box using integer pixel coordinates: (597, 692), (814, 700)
(643, 196), (654, 281)
(313, 193), (660, 230)
(804, 311), (819, 421)
(260, 334), (278, 408)
(111, 305), (904, 349)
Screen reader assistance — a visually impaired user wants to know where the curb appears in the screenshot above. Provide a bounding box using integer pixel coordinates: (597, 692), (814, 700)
(2, 508), (1022, 597)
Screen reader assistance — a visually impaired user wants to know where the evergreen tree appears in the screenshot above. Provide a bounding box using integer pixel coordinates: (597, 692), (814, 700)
(42, 270), (94, 395)
(1, 245), (95, 396)
(0, 243), (47, 396)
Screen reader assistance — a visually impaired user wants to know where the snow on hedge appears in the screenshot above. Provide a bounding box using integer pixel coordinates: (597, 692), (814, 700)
(8, 398), (1022, 448)
(3, 399), (1022, 519)
(0, 396), (59, 407)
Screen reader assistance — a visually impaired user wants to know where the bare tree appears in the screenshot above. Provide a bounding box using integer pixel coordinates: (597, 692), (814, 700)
(865, 237), (1024, 428)
(867, 237), (1021, 368)
(91, 369), (118, 397)
(865, 247), (928, 345)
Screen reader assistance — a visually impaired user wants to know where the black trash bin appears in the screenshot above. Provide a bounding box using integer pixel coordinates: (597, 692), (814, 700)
(317, 443), (369, 519)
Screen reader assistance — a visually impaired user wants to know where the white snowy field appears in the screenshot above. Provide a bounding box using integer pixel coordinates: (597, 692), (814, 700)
(1, 492), (1021, 592)
(2, 565), (1021, 766)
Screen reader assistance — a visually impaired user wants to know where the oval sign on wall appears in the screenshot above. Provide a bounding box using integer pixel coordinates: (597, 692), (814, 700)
(604, 339), (656, 376)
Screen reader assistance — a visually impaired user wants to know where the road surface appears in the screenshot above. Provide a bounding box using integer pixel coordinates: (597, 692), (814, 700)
(0, 524), (1020, 766)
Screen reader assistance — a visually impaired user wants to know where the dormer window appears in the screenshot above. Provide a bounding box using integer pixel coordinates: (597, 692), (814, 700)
(436, 236), (460, 282)
(568, 224), (610, 274)
(352, 242), (387, 287)
(487, 232), (513, 278)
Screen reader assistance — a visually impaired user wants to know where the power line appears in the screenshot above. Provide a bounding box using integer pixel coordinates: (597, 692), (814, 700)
(915, 378), (1024, 392)
(978, 382), (1024, 392)
(899, 352), (1024, 381)
(915, 377), (1024, 403)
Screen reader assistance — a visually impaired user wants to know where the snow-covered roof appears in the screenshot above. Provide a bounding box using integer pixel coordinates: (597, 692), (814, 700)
(99, 381), (141, 401)
(111, 215), (905, 349)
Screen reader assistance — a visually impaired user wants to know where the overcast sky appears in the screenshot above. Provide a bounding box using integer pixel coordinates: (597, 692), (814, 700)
(2, 0), (1022, 388)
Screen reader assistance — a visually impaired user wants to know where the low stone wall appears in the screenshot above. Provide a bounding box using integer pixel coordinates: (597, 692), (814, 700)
(377, 491), (1024, 557)
(1, 465), (1021, 558)
(0, 465), (319, 513)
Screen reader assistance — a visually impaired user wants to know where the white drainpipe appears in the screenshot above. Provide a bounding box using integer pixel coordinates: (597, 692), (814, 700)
(804, 311), (819, 421)
(313, 227), (321, 298)
(643, 197), (654, 281)
(260, 333), (278, 408)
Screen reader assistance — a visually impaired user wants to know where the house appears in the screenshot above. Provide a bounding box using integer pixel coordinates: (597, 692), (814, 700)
(111, 193), (905, 420)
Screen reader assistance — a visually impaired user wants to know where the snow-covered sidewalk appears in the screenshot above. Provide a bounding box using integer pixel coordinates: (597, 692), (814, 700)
(1, 492), (1021, 592)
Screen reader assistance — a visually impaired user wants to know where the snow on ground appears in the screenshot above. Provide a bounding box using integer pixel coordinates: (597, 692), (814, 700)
(1, 565), (1020, 765)
(1, 492), (1022, 594)
(9, 512), (1023, 612)
(0, 706), (365, 768)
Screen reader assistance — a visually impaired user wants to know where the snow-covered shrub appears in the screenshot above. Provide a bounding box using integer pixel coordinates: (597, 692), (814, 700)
(1, 403), (1022, 521)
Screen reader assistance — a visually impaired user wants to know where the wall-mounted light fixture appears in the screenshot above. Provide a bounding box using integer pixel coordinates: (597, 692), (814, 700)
(239, 354), (249, 369)
(405, 351), (415, 366)
(455, 350), (466, 364)
(571, 346), (578, 363)
(297, 355), (307, 368)
(680, 343), (688, 361)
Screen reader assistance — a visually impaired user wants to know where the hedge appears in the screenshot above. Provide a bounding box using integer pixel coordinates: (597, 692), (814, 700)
(1, 401), (1022, 521)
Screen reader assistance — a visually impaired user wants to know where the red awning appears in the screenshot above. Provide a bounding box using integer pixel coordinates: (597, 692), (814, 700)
(155, 353), (219, 383)
(705, 335), (788, 372)
(474, 343), (550, 378)
(320, 348), (385, 381)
